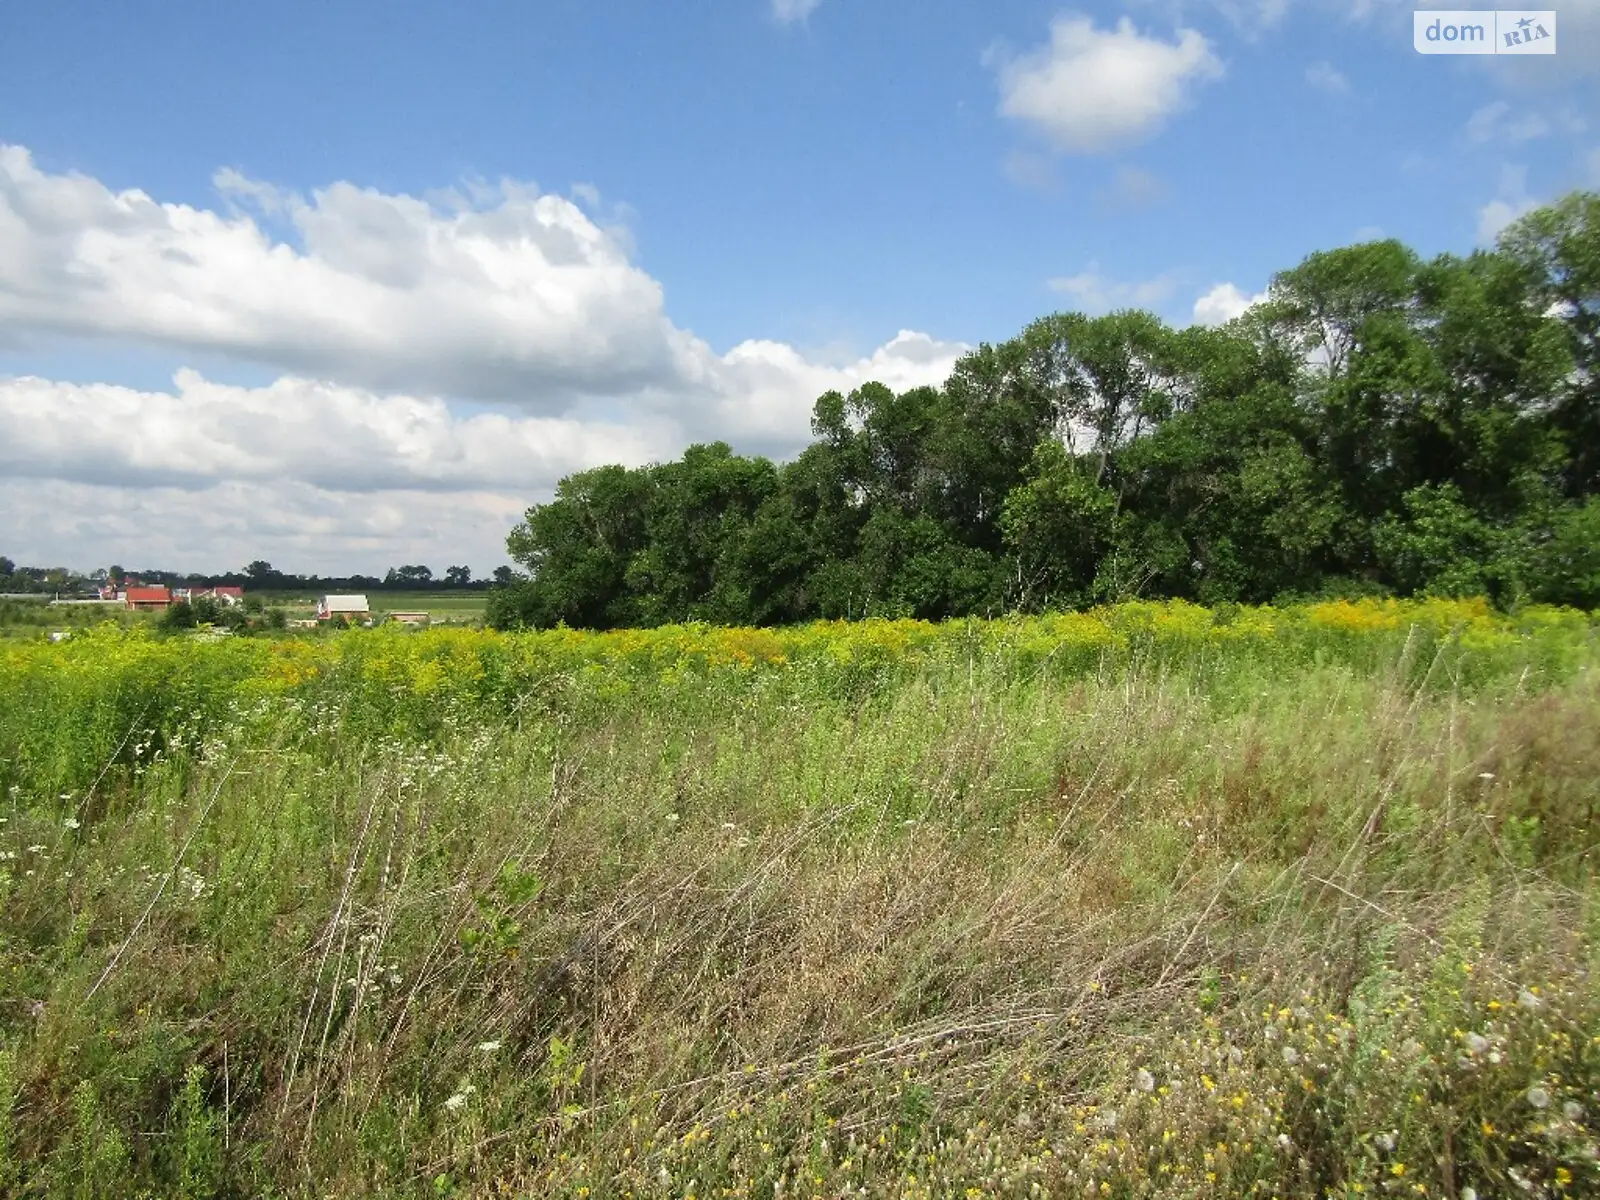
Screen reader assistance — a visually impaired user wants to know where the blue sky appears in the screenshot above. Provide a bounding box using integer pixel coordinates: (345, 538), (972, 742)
(1, 0), (1597, 575)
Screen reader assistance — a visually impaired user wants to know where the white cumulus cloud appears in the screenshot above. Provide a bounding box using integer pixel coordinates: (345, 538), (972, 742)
(0, 146), (691, 406)
(0, 371), (673, 493)
(992, 16), (1223, 153)
(1191, 281), (1267, 326)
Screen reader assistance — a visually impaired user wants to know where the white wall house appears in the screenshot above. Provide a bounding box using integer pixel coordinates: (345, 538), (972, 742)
(317, 594), (370, 620)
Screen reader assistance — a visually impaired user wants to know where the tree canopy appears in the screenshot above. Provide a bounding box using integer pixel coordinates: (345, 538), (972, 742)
(491, 194), (1600, 630)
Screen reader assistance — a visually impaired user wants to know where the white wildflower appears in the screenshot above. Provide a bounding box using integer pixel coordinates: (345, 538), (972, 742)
(443, 1087), (473, 1113)
(475, 1040), (502, 1054)
(1526, 1085), (1551, 1110)
(63, 816), (80, 829)
(1374, 1130), (1396, 1152)
(1460, 1188), (1477, 1200)
(1466, 1033), (1488, 1054)
(1282, 1046), (1300, 1066)
(1134, 1068), (1155, 1093)
(26, 844), (43, 854)
(665, 812), (679, 823)
(1563, 1100), (1584, 1121)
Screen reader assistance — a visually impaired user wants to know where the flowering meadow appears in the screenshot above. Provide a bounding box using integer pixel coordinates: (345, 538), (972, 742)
(1, 599), (1598, 1197)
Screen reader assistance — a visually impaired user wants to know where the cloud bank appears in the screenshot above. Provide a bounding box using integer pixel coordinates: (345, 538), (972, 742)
(0, 147), (967, 573)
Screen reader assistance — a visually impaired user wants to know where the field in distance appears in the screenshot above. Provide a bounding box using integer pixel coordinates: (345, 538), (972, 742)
(253, 588), (488, 619)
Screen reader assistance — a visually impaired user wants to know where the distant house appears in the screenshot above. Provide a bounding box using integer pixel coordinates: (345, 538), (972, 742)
(182, 586), (245, 606)
(125, 586), (172, 611)
(317, 594), (370, 621)
(388, 611), (431, 627)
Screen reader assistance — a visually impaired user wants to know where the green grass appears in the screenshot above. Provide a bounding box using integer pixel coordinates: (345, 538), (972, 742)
(368, 591), (486, 618)
(0, 598), (147, 642)
(253, 590), (487, 620)
(0, 616), (1597, 1197)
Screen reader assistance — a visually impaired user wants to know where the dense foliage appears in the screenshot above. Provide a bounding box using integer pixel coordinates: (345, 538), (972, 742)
(493, 193), (1600, 630)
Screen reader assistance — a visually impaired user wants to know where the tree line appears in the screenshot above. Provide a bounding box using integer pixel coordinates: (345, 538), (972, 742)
(0, 560), (515, 596)
(489, 193), (1600, 631)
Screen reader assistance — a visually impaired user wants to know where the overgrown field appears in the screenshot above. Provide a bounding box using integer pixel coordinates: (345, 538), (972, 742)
(1, 599), (1598, 1198)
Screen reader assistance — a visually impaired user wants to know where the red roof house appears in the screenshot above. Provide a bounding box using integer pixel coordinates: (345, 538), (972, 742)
(125, 586), (172, 611)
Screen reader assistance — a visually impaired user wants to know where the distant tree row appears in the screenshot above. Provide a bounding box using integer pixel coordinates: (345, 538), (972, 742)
(0, 560), (516, 595)
(490, 192), (1600, 631)
(0, 558), (73, 593)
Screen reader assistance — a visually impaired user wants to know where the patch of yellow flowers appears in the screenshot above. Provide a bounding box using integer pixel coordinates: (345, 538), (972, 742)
(6, 596), (1592, 702)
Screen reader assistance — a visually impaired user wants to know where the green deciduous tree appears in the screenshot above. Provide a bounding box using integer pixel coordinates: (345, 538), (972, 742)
(490, 191), (1600, 631)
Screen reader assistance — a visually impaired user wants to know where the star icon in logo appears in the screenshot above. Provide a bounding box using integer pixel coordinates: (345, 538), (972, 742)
(1516, 16), (1533, 31)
